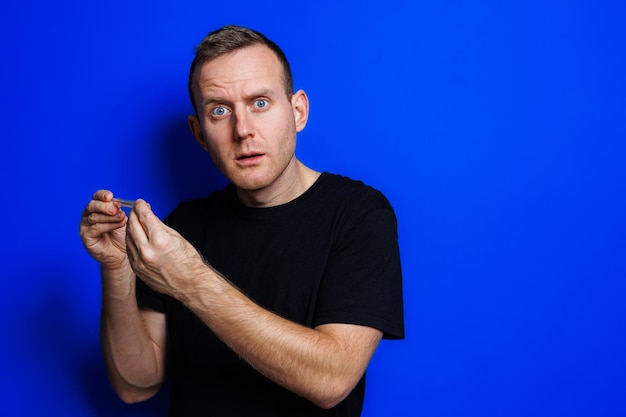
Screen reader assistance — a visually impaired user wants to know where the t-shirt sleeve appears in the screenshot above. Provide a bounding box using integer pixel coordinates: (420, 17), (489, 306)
(313, 197), (405, 339)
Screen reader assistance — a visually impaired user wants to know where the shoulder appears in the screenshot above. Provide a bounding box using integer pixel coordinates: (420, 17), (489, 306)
(318, 172), (395, 215)
(313, 173), (398, 237)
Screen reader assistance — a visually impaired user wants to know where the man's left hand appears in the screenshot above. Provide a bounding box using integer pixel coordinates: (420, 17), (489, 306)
(125, 199), (205, 297)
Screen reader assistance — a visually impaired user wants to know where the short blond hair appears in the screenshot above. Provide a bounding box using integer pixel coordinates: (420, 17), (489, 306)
(188, 25), (294, 114)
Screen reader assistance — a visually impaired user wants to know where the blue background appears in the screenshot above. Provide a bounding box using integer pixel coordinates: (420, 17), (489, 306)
(2, 1), (625, 416)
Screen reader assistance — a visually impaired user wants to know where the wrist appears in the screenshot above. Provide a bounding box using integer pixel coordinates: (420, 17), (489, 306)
(175, 260), (219, 307)
(100, 262), (136, 300)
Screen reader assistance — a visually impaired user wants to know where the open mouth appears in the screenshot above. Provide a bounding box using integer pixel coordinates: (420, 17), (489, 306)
(237, 153), (262, 161)
(236, 153), (264, 165)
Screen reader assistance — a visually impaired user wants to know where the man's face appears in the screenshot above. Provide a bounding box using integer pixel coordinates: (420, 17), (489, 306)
(189, 44), (307, 193)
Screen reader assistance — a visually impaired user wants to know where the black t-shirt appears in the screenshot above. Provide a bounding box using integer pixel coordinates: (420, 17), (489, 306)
(137, 172), (404, 417)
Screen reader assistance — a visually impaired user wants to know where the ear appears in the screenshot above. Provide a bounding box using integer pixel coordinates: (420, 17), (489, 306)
(291, 89), (309, 133)
(188, 114), (209, 152)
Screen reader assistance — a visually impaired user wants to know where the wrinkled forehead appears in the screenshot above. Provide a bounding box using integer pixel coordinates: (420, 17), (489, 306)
(191, 44), (288, 102)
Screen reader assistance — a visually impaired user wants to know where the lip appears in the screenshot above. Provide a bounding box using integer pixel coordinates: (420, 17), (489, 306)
(235, 153), (265, 166)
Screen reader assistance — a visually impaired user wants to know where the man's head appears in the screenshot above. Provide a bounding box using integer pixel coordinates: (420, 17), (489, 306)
(188, 25), (293, 114)
(186, 26), (310, 205)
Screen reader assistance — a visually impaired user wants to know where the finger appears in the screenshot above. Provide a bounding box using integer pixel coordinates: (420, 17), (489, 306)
(82, 218), (127, 237)
(92, 189), (114, 202)
(126, 203), (149, 247)
(132, 199), (162, 235)
(125, 214), (149, 279)
(125, 224), (138, 264)
(82, 210), (126, 226)
(84, 203), (127, 223)
(129, 199), (163, 239)
(82, 200), (126, 223)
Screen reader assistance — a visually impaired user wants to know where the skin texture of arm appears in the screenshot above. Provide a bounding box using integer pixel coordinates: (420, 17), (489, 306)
(80, 190), (168, 403)
(99, 266), (168, 403)
(125, 199), (383, 409)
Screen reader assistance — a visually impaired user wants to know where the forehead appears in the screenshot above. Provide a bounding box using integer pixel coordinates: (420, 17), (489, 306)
(193, 44), (284, 101)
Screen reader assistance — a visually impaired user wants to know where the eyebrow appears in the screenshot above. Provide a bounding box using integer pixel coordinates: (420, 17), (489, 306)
(201, 88), (276, 107)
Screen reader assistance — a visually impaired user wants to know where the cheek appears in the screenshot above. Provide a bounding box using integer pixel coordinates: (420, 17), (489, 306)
(273, 110), (297, 145)
(201, 126), (231, 150)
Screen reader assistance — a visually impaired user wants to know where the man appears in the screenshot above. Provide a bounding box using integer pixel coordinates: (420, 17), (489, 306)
(80, 25), (404, 416)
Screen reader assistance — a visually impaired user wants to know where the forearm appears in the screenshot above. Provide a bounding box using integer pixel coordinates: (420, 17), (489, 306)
(100, 265), (165, 403)
(178, 265), (380, 409)
(123, 200), (381, 407)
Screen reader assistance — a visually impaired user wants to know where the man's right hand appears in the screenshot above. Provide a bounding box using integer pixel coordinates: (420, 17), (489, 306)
(80, 189), (130, 270)
(82, 191), (168, 403)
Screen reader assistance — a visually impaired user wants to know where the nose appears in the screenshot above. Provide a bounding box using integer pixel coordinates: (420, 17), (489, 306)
(233, 107), (254, 141)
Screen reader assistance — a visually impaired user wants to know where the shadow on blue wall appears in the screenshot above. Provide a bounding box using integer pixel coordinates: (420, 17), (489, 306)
(16, 264), (170, 416)
(158, 115), (228, 207)
(12, 116), (228, 415)
(83, 116), (226, 414)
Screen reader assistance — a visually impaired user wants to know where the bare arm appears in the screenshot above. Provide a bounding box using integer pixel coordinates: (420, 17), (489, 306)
(182, 273), (382, 409)
(126, 200), (382, 409)
(99, 265), (167, 403)
(80, 190), (167, 403)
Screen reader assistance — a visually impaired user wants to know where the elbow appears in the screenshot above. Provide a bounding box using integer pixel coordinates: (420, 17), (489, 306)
(104, 360), (164, 404)
(310, 378), (357, 410)
(315, 397), (345, 410)
(117, 390), (151, 404)
(112, 381), (161, 404)
(313, 391), (350, 410)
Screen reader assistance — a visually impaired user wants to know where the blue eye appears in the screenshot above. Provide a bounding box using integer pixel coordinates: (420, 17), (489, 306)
(254, 99), (268, 109)
(211, 106), (229, 117)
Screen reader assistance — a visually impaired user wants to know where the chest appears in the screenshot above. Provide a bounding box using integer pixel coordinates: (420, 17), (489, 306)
(195, 210), (336, 325)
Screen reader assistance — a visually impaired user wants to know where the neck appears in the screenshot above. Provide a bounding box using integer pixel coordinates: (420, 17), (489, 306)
(237, 159), (320, 208)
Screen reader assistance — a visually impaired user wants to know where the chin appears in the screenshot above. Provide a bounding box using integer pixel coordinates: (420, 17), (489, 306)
(226, 157), (296, 193)
(230, 172), (275, 192)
